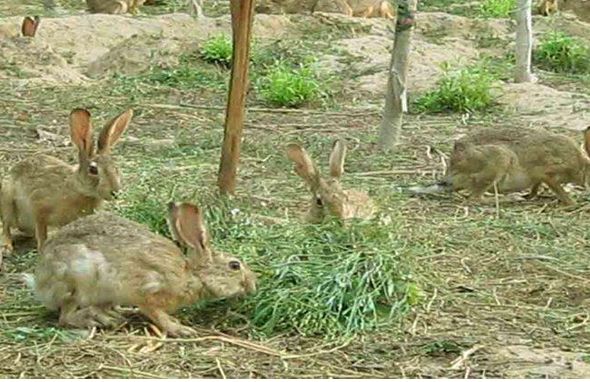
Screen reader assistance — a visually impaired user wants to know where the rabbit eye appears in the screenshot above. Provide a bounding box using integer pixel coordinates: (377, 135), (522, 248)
(228, 260), (241, 271)
(88, 162), (99, 175)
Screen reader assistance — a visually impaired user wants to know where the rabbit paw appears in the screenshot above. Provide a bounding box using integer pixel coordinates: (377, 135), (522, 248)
(164, 322), (197, 338)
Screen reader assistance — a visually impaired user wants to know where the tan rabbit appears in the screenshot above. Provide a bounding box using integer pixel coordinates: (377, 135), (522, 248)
(0, 108), (132, 260)
(286, 139), (377, 222)
(409, 127), (590, 205)
(536, 0), (559, 16)
(256, 0), (395, 19)
(86, 0), (146, 14)
(23, 202), (256, 337)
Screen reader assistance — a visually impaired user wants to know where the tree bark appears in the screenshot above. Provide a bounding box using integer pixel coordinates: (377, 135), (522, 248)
(217, 0), (255, 195)
(377, 0), (418, 151)
(514, 0), (534, 82)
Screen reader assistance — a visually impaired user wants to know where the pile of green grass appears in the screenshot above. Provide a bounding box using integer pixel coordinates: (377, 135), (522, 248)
(415, 63), (496, 113)
(209, 205), (422, 338)
(534, 32), (590, 74)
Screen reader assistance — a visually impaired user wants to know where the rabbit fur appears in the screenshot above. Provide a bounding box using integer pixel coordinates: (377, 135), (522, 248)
(409, 126), (590, 205)
(0, 108), (132, 258)
(256, 0), (395, 19)
(24, 202), (257, 337)
(86, 0), (146, 14)
(286, 139), (377, 222)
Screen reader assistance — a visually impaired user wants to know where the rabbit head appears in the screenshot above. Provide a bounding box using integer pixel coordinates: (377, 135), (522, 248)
(69, 108), (132, 201)
(286, 139), (376, 222)
(167, 202), (257, 299)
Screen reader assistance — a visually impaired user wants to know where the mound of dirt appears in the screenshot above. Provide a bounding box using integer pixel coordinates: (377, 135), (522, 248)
(561, 0), (590, 23)
(498, 82), (590, 131)
(0, 13), (300, 84)
(533, 11), (590, 44)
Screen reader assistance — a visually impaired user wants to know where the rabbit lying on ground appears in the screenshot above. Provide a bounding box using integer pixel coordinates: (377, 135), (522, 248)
(0, 108), (132, 263)
(410, 126), (590, 205)
(256, 0), (395, 19)
(86, 0), (146, 14)
(286, 139), (377, 222)
(24, 202), (257, 337)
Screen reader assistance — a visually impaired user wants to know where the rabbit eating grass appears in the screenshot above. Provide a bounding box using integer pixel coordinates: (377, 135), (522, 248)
(286, 139), (377, 222)
(24, 202), (257, 337)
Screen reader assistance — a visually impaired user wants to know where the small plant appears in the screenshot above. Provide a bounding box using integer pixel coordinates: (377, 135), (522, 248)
(534, 32), (590, 74)
(415, 64), (496, 113)
(257, 62), (323, 107)
(200, 34), (233, 67)
(479, 0), (514, 18)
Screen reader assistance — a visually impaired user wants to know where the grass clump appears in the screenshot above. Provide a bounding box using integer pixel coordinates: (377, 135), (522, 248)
(200, 34), (233, 67)
(203, 205), (422, 338)
(479, 0), (514, 18)
(534, 32), (590, 74)
(415, 64), (496, 113)
(257, 61), (324, 108)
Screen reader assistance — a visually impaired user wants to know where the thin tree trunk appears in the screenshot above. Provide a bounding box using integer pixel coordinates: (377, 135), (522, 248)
(217, 0), (255, 195)
(514, 0), (534, 82)
(188, 0), (204, 17)
(378, 0), (418, 151)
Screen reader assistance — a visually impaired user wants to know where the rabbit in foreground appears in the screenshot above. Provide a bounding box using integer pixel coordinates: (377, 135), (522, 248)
(24, 202), (257, 337)
(86, 0), (146, 14)
(409, 127), (590, 205)
(286, 139), (377, 222)
(0, 108), (132, 259)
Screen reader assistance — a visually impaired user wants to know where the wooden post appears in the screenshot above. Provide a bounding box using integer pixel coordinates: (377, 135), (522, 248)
(217, 0), (256, 195)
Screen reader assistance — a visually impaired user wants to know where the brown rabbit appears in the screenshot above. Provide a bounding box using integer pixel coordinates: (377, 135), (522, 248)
(256, 0), (395, 19)
(409, 127), (590, 205)
(86, 0), (146, 14)
(536, 0), (559, 16)
(0, 108), (133, 260)
(23, 202), (257, 337)
(286, 139), (377, 222)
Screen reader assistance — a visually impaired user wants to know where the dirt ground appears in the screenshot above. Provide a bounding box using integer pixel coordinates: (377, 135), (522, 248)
(0, 0), (589, 378)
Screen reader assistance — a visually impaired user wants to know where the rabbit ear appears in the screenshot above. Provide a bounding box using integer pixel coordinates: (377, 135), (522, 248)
(286, 143), (319, 186)
(329, 139), (347, 179)
(21, 16), (40, 37)
(97, 109), (133, 154)
(69, 108), (94, 161)
(584, 126), (590, 158)
(167, 202), (210, 258)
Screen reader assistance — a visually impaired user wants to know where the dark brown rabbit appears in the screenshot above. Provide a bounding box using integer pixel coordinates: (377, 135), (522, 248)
(410, 126), (590, 205)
